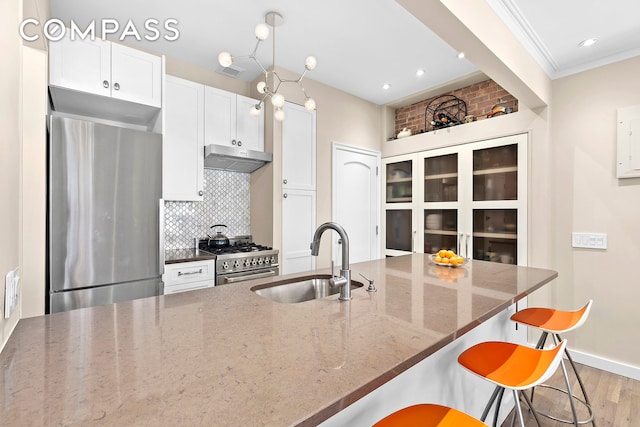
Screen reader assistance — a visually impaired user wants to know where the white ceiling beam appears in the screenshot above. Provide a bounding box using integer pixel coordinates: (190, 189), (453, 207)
(396, 0), (551, 109)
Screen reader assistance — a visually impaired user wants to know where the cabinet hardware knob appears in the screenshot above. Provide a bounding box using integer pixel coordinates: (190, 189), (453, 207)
(231, 139), (236, 145)
(114, 83), (120, 91)
(283, 179), (287, 184)
(103, 80), (109, 88)
(283, 193), (288, 198)
(237, 141), (242, 147)
(198, 190), (203, 196)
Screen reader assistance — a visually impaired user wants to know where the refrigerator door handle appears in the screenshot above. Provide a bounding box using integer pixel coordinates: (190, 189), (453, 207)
(159, 199), (165, 275)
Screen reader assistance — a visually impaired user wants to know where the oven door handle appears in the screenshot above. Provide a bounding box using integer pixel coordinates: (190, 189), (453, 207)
(222, 269), (278, 284)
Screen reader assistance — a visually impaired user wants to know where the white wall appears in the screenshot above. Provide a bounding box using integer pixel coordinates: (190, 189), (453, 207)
(544, 56), (640, 371)
(1, 0), (23, 349)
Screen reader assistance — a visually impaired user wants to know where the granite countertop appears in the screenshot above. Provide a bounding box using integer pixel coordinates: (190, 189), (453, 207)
(164, 248), (216, 264)
(0, 255), (557, 426)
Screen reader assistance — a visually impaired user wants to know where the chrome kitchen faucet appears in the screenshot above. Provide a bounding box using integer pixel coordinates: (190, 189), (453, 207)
(310, 222), (351, 301)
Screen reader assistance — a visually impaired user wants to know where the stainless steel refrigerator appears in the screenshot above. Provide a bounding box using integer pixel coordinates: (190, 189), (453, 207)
(48, 115), (163, 313)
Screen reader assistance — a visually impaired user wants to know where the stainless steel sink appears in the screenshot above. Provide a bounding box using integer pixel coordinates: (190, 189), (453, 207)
(251, 275), (364, 304)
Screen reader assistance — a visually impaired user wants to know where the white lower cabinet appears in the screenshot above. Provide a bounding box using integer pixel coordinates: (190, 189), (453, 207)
(282, 189), (316, 274)
(163, 259), (215, 295)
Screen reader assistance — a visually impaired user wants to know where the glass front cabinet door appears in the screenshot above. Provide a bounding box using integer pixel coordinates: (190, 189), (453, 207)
(469, 138), (527, 265)
(383, 153), (418, 256)
(419, 149), (462, 256)
(384, 133), (527, 265)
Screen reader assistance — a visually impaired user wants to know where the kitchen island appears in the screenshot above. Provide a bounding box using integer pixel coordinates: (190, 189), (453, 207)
(0, 255), (557, 426)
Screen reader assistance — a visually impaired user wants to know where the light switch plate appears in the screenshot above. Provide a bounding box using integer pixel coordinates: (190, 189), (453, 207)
(572, 232), (607, 249)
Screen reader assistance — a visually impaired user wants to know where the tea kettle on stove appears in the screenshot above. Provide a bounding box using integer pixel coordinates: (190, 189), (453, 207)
(208, 224), (230, 248)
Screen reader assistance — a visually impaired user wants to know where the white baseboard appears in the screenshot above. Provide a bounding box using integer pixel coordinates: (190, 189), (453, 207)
(569, 349), (640, 381)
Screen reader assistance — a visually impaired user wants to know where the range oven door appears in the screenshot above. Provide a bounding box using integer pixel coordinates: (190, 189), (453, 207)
(216, 267), (279, 286)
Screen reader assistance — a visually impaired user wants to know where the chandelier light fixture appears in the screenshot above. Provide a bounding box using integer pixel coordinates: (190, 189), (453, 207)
(218, 11), (317, 121)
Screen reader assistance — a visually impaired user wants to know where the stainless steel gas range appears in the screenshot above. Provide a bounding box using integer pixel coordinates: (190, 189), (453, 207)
(197, 236), (279, 286)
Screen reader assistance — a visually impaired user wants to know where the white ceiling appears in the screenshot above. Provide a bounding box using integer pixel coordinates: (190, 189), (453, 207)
(488, 0), (640, 79)
(51, 0), (640, 107)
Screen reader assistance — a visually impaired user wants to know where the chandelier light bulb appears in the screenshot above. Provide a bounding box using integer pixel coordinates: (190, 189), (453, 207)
(274, 108), (286, 121)
(255, 23), (270, 41)
(218, 52), (233, 68)
(271, 93), (285, 108)
(249, 104), (262, 116)
(304, 55), (317, 70)
(304, 97), (316, 111)
(218, 12), (316, 120)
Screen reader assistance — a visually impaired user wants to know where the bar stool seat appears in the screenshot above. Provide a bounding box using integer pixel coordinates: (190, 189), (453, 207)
(373, 403), (488, 427)
(511, 300), (592, 334)
(458, 339), (575, 427)
(510, 300), (595, 426)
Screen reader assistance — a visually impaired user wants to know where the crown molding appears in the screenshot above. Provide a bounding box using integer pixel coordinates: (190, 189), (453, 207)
(486, 0), (558, 76)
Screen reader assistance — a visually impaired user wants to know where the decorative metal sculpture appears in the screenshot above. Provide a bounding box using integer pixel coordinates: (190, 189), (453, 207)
(424, 95), (467, 132)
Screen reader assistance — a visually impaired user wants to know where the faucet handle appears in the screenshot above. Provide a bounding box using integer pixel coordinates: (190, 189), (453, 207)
(359, 273), (377, 293)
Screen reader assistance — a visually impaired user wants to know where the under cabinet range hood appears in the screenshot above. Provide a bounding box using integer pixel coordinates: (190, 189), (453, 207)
(204, 144), (272, 173)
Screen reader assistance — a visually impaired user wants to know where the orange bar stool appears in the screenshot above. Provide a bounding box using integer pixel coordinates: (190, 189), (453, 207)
(373, 403), (488, 427)
(510, 300), (595, 426)
(458, 339), (577, 427)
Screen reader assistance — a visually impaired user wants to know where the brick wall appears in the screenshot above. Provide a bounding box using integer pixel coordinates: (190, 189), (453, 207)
(394, 79), (518, 137)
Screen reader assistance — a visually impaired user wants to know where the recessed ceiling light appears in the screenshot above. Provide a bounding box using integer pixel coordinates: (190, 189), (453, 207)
(457, 52), (465, 59)
(578, 38), (598, 47)
(382, 83), (391, 90)
(416, 69), (425, 77)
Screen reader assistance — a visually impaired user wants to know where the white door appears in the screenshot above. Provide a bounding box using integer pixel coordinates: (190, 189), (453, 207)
(282, 189), (316, 274)
(333, 144), (381, 264)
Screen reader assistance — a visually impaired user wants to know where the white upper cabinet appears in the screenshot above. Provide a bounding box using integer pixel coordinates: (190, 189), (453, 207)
(110, 43), (162, 107)
(204, 86), (264, 151)
(49, 34), (162, 107)
(235, 94), (265, 151)
(282, 102), (317, 191)
(48, 34), (162, 125)
(163, 75), (205, 201)
(49, 36), (111, 98)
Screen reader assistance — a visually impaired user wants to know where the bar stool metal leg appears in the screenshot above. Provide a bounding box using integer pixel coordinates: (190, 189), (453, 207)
(511, 300), (596, 426)
(530, 331), (595, 426)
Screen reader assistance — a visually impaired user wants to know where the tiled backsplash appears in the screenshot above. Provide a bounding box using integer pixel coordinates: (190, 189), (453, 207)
(164, 169), (250, 249)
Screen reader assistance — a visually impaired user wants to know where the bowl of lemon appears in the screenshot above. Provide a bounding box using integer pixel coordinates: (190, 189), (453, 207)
(430, 249), (466, 267)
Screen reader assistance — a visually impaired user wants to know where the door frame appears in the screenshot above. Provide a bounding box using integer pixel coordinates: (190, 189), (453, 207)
(331, 142), (382, 264)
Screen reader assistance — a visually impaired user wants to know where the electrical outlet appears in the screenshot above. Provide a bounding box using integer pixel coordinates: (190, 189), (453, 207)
(572, 232), (607, 249)
(5, 270), (14, 319)
(4, 268), (19, 319)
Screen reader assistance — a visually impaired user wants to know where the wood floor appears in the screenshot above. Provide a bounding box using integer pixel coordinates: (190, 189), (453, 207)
(497, 362), (640, 426)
